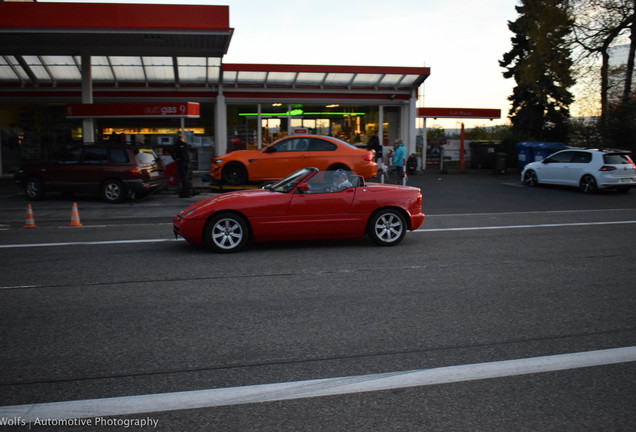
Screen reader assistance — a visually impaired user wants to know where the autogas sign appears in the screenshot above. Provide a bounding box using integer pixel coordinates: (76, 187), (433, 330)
(66, 102), (200, 118)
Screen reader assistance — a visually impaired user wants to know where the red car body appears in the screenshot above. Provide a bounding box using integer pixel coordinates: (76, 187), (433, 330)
(174, 167), (424, 252)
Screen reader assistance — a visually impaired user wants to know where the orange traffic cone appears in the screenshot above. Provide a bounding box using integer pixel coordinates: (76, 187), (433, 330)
(23, 204), (37, 228)
(69, 202), (82, 227)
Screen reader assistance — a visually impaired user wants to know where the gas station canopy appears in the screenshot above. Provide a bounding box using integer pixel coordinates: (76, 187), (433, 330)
(0, 2), (429, 92)
(0, 2), (233, 57)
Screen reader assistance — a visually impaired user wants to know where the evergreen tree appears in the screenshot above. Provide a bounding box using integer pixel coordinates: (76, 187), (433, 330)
(500, 0), (575, 142)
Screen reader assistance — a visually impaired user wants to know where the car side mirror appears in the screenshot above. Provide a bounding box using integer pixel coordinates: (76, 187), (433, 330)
(263, 146), (276, 154)
(297, 183), (310, 193)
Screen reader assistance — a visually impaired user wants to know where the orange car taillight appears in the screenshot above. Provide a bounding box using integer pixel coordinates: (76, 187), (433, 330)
(363, 154), (374, 162)
(129, 167), (141, 174)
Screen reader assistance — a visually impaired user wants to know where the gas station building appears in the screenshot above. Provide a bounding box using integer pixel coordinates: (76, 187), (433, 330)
(0, 1), (498, 177)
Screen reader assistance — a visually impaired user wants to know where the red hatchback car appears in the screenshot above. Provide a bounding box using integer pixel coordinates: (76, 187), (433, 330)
(174, 167), (424, 252)
(210, 134), (377, 185)
(15, 144), (167, 203)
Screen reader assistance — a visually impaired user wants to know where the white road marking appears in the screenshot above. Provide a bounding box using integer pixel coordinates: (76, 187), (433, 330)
(0, 346), (634, 421)
(425, 208), (636, 218)
(1, 220), (634, 250)
(415, 220), (636, 232)
(0, 238), (183, 249)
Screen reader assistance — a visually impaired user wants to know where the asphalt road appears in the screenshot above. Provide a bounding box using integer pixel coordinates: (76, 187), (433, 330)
(0, 171), (635, 431)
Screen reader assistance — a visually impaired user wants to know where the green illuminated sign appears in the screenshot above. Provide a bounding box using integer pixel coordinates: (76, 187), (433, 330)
(238, 110), (365, 117)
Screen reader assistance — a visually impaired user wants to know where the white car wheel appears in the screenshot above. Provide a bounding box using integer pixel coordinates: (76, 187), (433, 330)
(205, 213), (249, 252)
(368, 209), (406, 246)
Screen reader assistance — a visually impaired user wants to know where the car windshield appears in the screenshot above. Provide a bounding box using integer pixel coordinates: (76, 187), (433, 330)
(262, 167), (316, 193)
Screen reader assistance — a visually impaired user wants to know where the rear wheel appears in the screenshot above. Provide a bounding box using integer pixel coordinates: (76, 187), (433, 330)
(102, 179), (125, 203)
(579, 175), (597, 194)
(205, 212), (249, 252)
(367, 209), (406, 246)
(24, 177), (44, 200)
(222, 162), (248, 186)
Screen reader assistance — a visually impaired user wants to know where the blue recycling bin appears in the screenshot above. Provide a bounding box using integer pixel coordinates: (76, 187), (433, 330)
(516, 142), (533, 171)
(516, 142), (566, 170)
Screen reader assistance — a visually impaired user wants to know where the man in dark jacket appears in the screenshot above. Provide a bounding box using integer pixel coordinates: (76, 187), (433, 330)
(172, 133), (194, 197)
(366, 131), (382, 164)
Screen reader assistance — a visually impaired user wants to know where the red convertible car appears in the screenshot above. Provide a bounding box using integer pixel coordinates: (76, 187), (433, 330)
(173, 167), (425, 252)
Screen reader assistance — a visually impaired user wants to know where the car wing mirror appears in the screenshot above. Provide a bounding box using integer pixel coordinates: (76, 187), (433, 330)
(297, 183), (310, 193)
(263, 146), (276, 154)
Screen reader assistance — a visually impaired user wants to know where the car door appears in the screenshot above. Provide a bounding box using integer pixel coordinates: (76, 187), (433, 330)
(73, 146), (111, 193)
(254, 137), (310, 179)
(566, 151), (592, 186)
(43, 146), (84, 192)
(539, 150), (574, 184)
(284, 172), (360, 239)
(305, 137), (338, 169)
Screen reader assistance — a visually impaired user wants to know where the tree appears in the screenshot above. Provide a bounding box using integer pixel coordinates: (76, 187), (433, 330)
(621, 0), (635, 105)
(426, 127), (446, 141)
(500, 0), (575, 142)
(572, 0), (634, 139)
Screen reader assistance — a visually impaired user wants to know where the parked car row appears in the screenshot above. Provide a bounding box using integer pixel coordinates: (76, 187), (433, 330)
(14, 142), (635, 206)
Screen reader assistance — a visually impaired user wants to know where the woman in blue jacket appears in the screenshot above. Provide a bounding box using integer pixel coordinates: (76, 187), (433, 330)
(392, 139), (406, 184)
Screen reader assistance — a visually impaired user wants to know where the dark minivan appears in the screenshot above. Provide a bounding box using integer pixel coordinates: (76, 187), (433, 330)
(15, 144), (167, 203)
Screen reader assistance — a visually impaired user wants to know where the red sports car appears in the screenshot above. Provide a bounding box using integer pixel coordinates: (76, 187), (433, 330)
(173, 167), (425, 252)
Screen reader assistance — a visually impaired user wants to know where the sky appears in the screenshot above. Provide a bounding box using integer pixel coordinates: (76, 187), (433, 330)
(41, 0), (520, 129)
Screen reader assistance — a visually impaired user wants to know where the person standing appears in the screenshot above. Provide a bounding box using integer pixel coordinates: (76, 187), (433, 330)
(366, 130), (382, 164)
(392, 139), (406, 184)
(172, 133), (194, 197)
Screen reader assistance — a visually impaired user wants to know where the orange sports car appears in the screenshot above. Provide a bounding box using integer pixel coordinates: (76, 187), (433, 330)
(210, 135), (377, 185)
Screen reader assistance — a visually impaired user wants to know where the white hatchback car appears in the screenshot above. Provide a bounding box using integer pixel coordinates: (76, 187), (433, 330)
(521, 149), (636, 193)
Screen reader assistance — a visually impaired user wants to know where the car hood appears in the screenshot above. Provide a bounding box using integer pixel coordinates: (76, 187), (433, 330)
(523, 161), (543, 170)
(176, 188), (273, 218)
(220, 149), (262, 159)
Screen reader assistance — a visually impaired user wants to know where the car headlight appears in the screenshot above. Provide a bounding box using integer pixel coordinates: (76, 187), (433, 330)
(178, 208), (197, 219)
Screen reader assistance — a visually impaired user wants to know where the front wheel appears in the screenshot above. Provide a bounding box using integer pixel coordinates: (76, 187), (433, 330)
(205, 212), (249, 252)
(579, 175), (598, 194)
(222, 163), (248, 186)
(523, 170), (538, 187)
(25, 177), (44, 200)
(368, 209), (406, 246)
